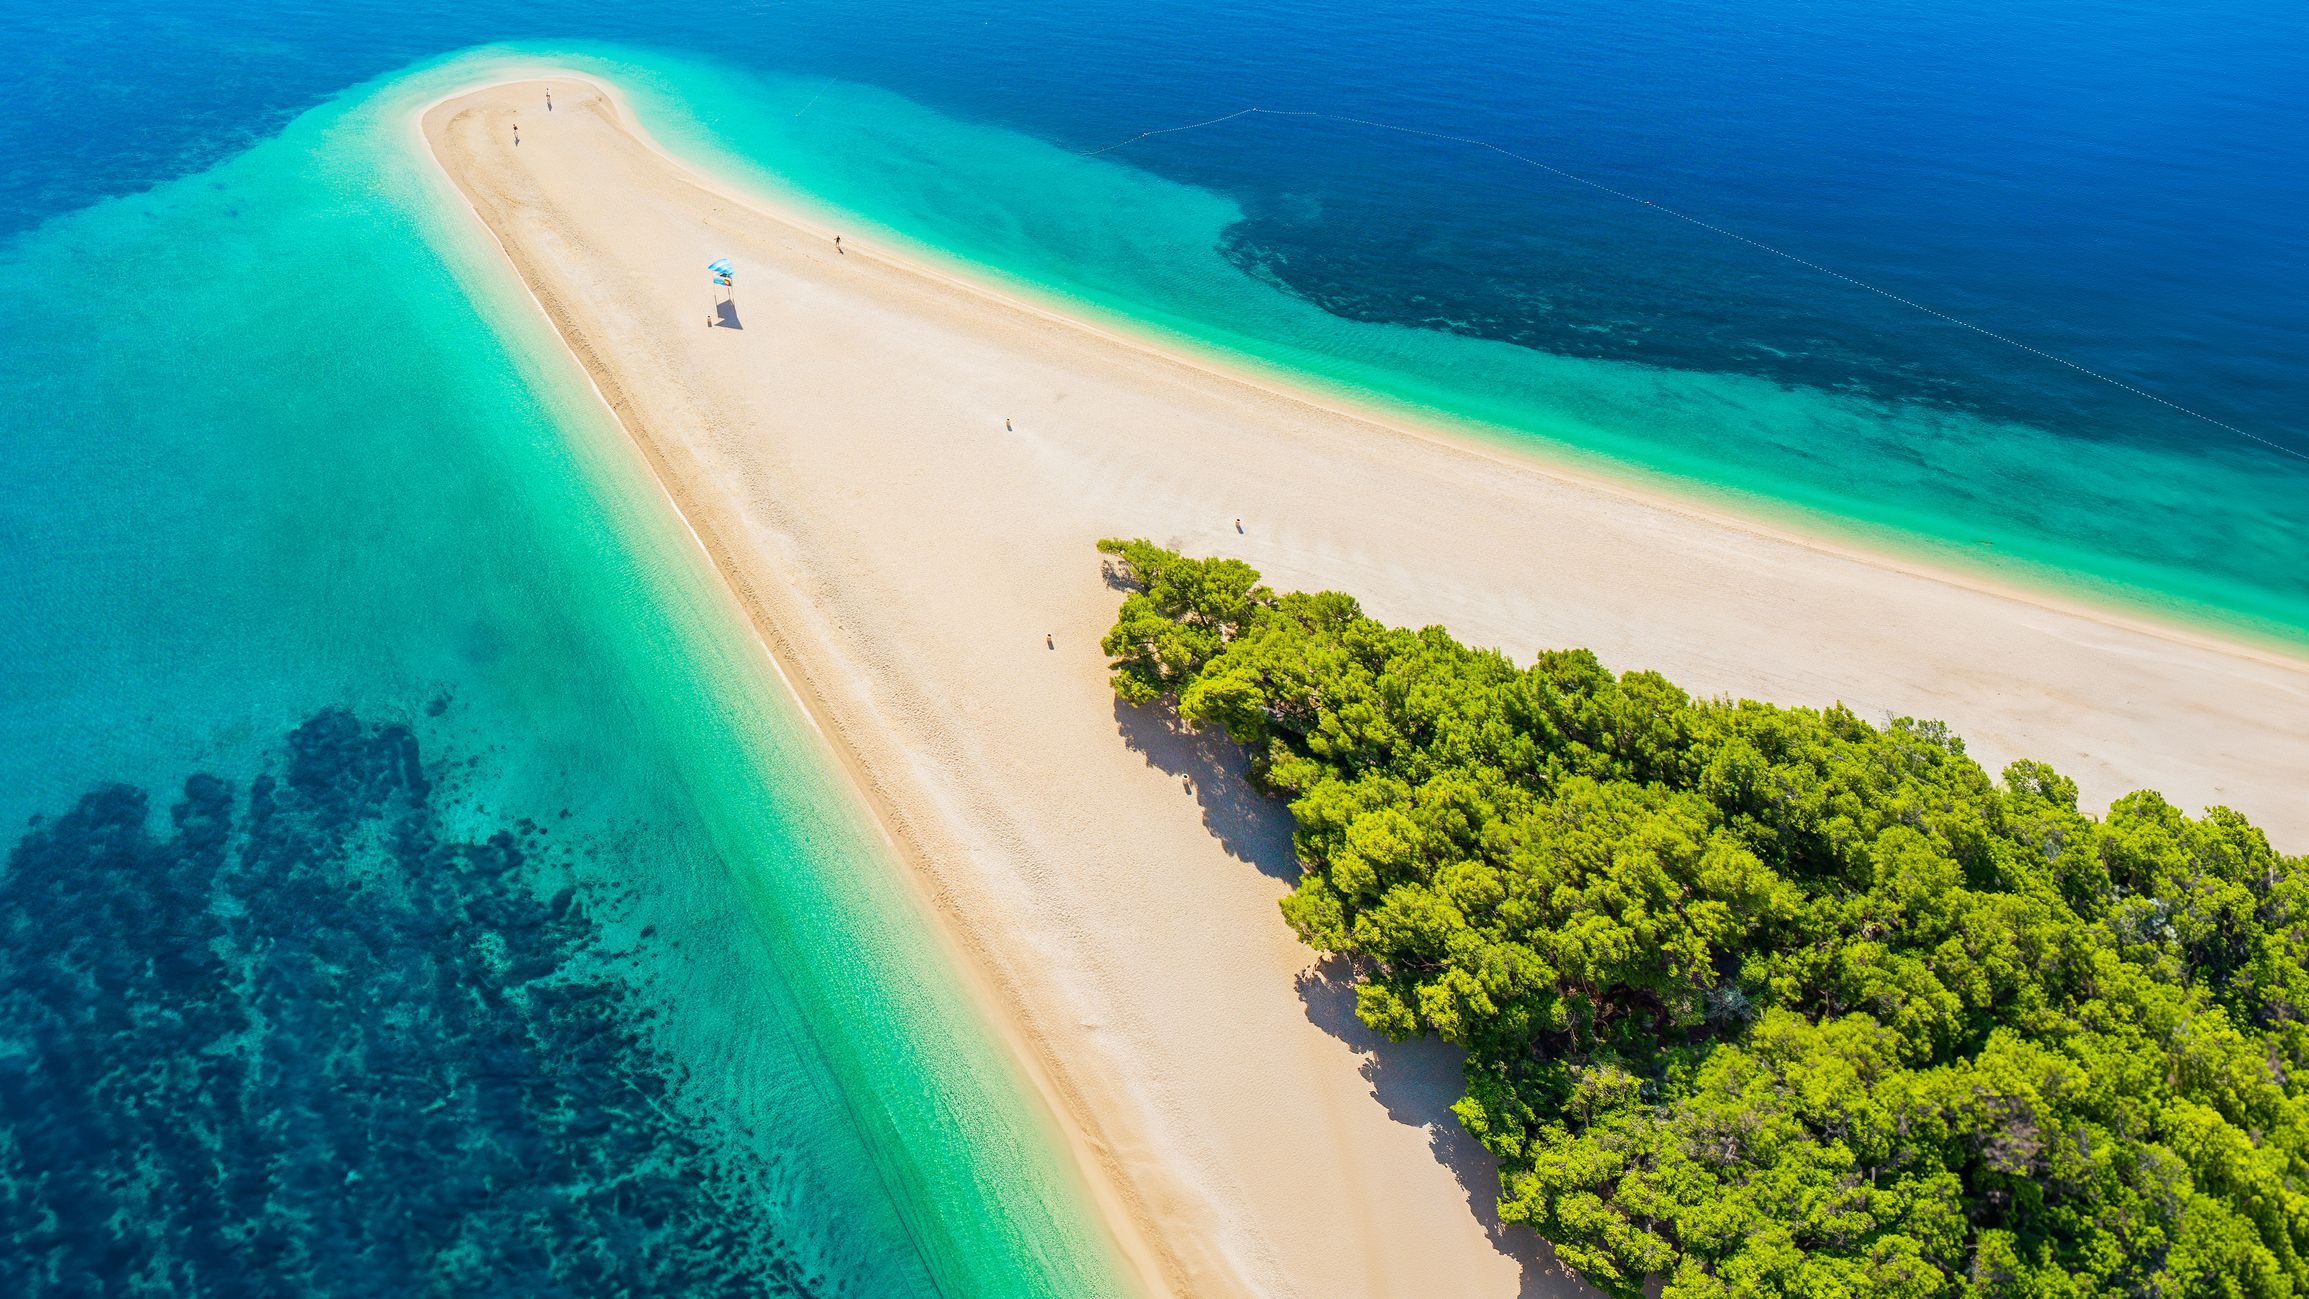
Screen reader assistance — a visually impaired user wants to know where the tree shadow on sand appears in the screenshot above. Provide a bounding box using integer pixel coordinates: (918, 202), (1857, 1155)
(1111, 699), (1298, 882)
(1110, 697), (1597, 1298)
(1297, 960), (1599, 1299)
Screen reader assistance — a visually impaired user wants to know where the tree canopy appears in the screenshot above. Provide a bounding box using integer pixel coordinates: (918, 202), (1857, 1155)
(1097, 538), (2309, 1298)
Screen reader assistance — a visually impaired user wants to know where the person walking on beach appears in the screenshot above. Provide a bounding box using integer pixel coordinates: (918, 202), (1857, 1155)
(1005, 417), (1013, 432)
(833, 235), (843, 254)
(545, 90), (553, 111)
(512, 123), (520, 146)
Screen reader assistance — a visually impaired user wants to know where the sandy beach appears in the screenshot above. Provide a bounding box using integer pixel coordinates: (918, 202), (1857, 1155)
(422, 78), (2309, 1299)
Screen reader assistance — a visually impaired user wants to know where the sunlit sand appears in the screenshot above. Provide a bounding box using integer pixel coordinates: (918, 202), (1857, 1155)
(424, 77), (2309, 1299)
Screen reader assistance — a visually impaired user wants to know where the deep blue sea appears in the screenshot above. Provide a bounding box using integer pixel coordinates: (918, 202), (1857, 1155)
(11, 0), (2305, 445)
(1, 1), (2303, 1295)
(13, 0), (2304, 626)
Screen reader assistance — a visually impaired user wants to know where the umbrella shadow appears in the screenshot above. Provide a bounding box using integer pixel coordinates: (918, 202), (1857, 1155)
(711, 298), (743, 330)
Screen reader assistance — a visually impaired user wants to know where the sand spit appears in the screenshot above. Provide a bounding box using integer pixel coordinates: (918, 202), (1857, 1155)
(423, 78), (2309, 1299)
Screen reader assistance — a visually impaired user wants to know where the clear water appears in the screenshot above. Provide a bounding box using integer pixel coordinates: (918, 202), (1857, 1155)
(8, 1), (2306, 638)
(594, 17), (2307, 644)
(0, 53), (1129, 1299)
(2, 1), (2303, 1294)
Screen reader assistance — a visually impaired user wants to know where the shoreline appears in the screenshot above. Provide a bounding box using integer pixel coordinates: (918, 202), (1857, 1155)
(591, 68), (2309, 675)
(419, 74), (2309, 1299)
(412, 77), (1206, 1299)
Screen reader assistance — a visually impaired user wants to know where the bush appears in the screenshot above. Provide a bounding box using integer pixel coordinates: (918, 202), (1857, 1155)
(1099, 540), (2309, 1298)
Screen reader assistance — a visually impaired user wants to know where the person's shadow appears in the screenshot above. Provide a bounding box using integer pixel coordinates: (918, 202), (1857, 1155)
(712, 299), (743, 329)
(1110, 698), (1597, 1298)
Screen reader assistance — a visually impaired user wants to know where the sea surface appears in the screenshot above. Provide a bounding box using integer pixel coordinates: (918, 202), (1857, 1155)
(1, 1), (2304, 1295)
(0, 47), (1128, 1299)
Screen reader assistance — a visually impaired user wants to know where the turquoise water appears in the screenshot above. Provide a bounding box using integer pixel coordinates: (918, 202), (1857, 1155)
(594, 44), (2309, 645)
(9, 1), (2299, 642)
(0, 56), (1131, 1298)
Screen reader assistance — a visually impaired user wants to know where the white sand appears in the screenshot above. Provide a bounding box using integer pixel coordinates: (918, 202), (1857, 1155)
(423, 79), (2309, 1299)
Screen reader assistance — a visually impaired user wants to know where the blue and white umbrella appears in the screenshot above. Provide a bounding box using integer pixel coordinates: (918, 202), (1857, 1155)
(707, 258), (734, 285)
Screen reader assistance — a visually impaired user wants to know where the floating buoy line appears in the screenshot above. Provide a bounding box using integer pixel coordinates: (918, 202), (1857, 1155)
(1083, 106), (2308, 465)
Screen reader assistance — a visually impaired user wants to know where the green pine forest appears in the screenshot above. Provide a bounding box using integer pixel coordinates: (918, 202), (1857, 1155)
(1096, 538), (2308, 1298)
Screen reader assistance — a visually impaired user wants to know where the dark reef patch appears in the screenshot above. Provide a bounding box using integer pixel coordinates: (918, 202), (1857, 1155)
(1215, 216), (2020, 426)
(0, 710), (829, 1297)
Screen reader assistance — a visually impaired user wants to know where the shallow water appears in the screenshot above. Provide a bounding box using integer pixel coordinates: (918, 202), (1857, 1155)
(0, 57), (1129, 1299)
(592, 34), (2309, 643)
(10, 1), (2306, 638)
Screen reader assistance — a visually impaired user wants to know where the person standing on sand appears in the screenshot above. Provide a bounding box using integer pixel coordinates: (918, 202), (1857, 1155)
(1005, 417), (1013, 432)
(512, 123), (519, 146)
(545, 90), (553, 112)
(834, 235), (843, 254)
